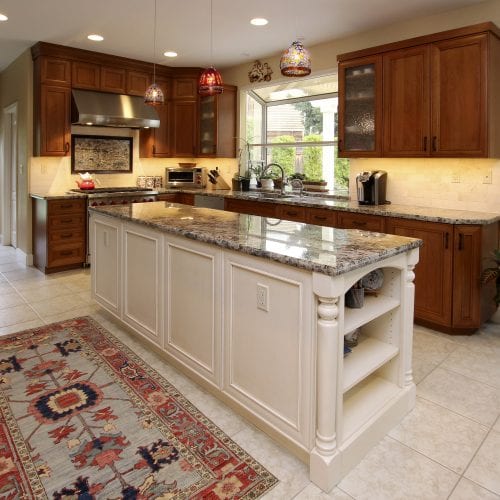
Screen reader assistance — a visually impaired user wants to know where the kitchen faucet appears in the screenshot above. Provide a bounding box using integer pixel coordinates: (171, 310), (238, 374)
(262, 163), (286, 195)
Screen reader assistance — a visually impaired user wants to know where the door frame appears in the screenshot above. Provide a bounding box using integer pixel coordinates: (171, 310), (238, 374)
(1, 102), (18, 247)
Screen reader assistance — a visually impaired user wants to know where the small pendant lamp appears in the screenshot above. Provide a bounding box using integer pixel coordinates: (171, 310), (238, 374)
(280, 40), (311, 77)
(198, 0), (224, 96)
(144, 0), (164, 105)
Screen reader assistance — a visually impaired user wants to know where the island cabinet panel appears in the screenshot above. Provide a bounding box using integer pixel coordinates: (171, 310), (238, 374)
(383, 46), (430, 156)
(123, 224), (163, 346)
(164, 236), (222, 387)
(91, 215), (121, 317)
(385, 218), (453, 329)
(223, 252), (314, 448)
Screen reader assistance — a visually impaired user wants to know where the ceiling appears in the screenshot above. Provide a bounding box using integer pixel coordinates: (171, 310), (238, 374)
(0, 0), (487, 72)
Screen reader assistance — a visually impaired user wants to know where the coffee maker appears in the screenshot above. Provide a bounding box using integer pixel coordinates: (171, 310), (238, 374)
(356, 170), (388, 205)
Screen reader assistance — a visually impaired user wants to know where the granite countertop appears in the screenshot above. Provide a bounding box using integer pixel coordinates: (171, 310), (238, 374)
(89, 202), (422, 277)
(30, 191), (87, 200)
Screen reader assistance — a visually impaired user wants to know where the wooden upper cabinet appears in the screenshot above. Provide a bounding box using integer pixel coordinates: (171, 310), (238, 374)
(431, 34), (487, 157)
(100, 66), (126, 93)
(72, 61), (100, 90)
(383, 46), (430, 156)
(170, 100), (197, 157)
(338, 55), (382, 157)
(127, 70), (151, 96)
(172, 77), (198, 99)
(41, 57), (71, 86)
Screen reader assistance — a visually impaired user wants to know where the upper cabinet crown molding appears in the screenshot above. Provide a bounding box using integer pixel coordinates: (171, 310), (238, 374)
(337, 22), (500, 158)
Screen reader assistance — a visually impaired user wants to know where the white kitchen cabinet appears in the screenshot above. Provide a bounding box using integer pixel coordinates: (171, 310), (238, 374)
(164, 235), (222, 388)
(90, 215), (121, 317)
(123, 223), (164, 346)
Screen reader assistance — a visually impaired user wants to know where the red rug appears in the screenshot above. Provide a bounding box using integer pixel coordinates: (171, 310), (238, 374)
(0, 317), (278, 498)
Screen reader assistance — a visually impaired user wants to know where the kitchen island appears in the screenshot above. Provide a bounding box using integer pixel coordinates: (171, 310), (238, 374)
(89, 201), (421, 492)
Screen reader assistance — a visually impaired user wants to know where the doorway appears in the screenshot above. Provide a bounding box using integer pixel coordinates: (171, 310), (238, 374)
(2, 102), (17, 248)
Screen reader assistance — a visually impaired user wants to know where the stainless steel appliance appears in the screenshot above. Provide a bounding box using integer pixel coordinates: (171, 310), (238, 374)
(166, 167), (206, 188)
(355, 170), (388, 205)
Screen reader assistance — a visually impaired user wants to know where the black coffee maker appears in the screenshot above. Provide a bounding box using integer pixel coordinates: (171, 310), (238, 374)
(356, 170), (388, 205)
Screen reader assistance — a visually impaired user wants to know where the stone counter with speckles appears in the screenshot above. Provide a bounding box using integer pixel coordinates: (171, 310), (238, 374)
(89, 201), (421, 277)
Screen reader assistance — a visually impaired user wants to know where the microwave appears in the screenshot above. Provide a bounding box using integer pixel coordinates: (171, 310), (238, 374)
(165, 167), (207, 189)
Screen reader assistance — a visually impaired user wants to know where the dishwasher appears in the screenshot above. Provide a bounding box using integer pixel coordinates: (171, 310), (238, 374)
(194, 194), (225, 210)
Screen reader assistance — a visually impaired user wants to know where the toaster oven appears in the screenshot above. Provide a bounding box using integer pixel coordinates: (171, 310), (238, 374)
(166, 167), (207, 188)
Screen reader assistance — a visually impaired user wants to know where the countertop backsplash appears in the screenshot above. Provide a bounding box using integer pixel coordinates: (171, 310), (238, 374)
(349, 157), (500, 213)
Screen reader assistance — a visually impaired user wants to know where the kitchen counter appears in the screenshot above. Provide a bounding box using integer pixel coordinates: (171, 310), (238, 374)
(89, 202), (420, 492)
(89, 201), (421, 277)
(30, 191), (87, 200)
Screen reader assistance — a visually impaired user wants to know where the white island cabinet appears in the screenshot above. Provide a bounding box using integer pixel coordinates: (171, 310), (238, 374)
(89, 203), (420, 492)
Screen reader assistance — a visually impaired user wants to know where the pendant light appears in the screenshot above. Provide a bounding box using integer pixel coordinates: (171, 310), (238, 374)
(144, 0), (164, 105)
(198, 0), (224, 96)
(279, 1), (311, 77)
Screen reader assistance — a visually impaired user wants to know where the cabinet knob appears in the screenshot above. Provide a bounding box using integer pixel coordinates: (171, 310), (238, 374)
(444, 232), (449, 249)
(423, 136), (428, 152)
(64, 142), (70, 154)
(458, 233), (464, 250)
(338, 139), (343, 153)
(432, 136), (437, 152)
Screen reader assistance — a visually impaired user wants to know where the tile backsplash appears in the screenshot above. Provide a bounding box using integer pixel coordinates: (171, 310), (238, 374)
(349, 158), (500, 213)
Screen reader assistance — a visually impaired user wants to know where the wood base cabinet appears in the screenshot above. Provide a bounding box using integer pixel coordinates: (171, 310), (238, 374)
(386, 217), (498, 333)
(32, 197), (86, 273)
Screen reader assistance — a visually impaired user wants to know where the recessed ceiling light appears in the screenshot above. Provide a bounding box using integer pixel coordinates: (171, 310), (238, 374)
(0, 13), (8, 21)
(164, 51), (178, 58)
(250, 18), (268, 26)
(87, 34), (104, 42)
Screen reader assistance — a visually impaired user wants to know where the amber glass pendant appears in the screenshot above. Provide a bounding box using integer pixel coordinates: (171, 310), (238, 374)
(280, 40), (311, 77)
(198, 66), (224, 96)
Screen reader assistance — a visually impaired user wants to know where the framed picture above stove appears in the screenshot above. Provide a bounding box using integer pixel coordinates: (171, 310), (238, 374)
(71, 135), (133, 173)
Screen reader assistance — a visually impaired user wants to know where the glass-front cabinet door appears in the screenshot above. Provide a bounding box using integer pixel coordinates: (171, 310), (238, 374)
(199, 95), (217, 156)
(338, 55), (382, 157)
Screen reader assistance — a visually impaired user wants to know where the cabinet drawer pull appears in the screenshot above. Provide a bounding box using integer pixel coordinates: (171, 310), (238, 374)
(152, 144), (156, 155)
(60, 218), (73, 223)
(64, 142), (70, 153)
(458, 233), (464, 250)
(314, 215), (328, 221)
(423, 136), (428, 152)
(59, 203), (73, 209)
(444, 232), (449, 249)
(338, 139), (342, 152)
(352, 220), (367, 227)
(286, 210), (298, 216)
(432, 136), (437, 152)
(60, 250), (73, 256)
(60, 232), (73, 239)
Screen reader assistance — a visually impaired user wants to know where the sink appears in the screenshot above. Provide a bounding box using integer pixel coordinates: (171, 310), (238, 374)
(244, 192), (302, 200)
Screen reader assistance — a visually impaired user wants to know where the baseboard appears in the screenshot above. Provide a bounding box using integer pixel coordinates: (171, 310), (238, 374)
(15, 248), (34, 266)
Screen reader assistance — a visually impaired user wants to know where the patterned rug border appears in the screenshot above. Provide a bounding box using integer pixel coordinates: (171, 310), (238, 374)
(0, 315), (279, 499)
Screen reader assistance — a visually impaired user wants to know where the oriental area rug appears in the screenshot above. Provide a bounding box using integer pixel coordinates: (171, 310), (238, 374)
(0, 317), (278, 499)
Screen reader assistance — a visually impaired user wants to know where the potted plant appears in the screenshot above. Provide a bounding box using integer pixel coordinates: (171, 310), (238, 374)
(259, 174), (274, 190)
(481, 248), (500, 323)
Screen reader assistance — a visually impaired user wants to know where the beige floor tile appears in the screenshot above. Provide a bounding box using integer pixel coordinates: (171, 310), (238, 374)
(18, 282), (73, 304)
(0, 262), (26, 272)
(412, 354), (438, 384)
(231, 426), (310, 499)
(0, 318), (46, 336)
(494, 417), (500, 433)
(0, 274), (6, 282)
(441, 345), (500, 388)
(412, 328), (458, 364)
(0, 304), (39, 328)
(338, 436), (459, 500)
(30, 294), (87, 319)
(0, 255), (18, 265)
(465, 430), (500, 495)
(417, 367), (500, 426)
(448, 324), (500, 355)
(8, 276), (50, 290)
(389, 397), (488, 473)
(0, 291), (25, 310)
(294, 483), (354, 499)
(42, 303), (102, 324)
(2, 267), (46, 282)
(0, 282), (15, 292)
(449, 477), (500, 500)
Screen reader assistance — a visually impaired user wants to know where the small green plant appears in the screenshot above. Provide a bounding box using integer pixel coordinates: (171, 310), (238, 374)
(481, 249), (500, 306)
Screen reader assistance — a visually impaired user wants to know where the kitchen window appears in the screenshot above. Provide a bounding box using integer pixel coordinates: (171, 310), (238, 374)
(243, 75), (349, 193)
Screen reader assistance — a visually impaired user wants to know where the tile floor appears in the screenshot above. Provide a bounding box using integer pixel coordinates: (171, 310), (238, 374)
(1, 244), (499, 499)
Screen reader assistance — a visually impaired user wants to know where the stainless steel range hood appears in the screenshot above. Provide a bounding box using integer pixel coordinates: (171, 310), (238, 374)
(71, 89), (160, 128)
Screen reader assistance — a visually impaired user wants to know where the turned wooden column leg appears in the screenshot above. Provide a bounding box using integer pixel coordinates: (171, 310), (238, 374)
(310, 291), (342, 492)
(403, 255), (417, 388)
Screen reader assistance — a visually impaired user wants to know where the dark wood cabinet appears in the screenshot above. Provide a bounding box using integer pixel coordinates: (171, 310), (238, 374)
(40, 57), (71, 86)
(386, 217), (498, 333)
(224, 198), (278, 217)
(383, 46), (430, 156)
(306, 208), (337, 227)
(338, 55), (382, 157)
(336, 211), (385, 232)
(72, 61), (100, 90)
(37, 85), (71, 156)
(431, 34), (488, 156)
(139, 77), (171, 158)
(100, 66), (126, 93)
(198, 85), (237, 157)
(32, 197), (87, 273)
(126, 70), (151, 96)
(156, 193), (195, 205)
(172, 77), (198, 99)
(170, 100), (198, 157)
(338, 22), (500, 158)
(276, 204), (307, 222)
